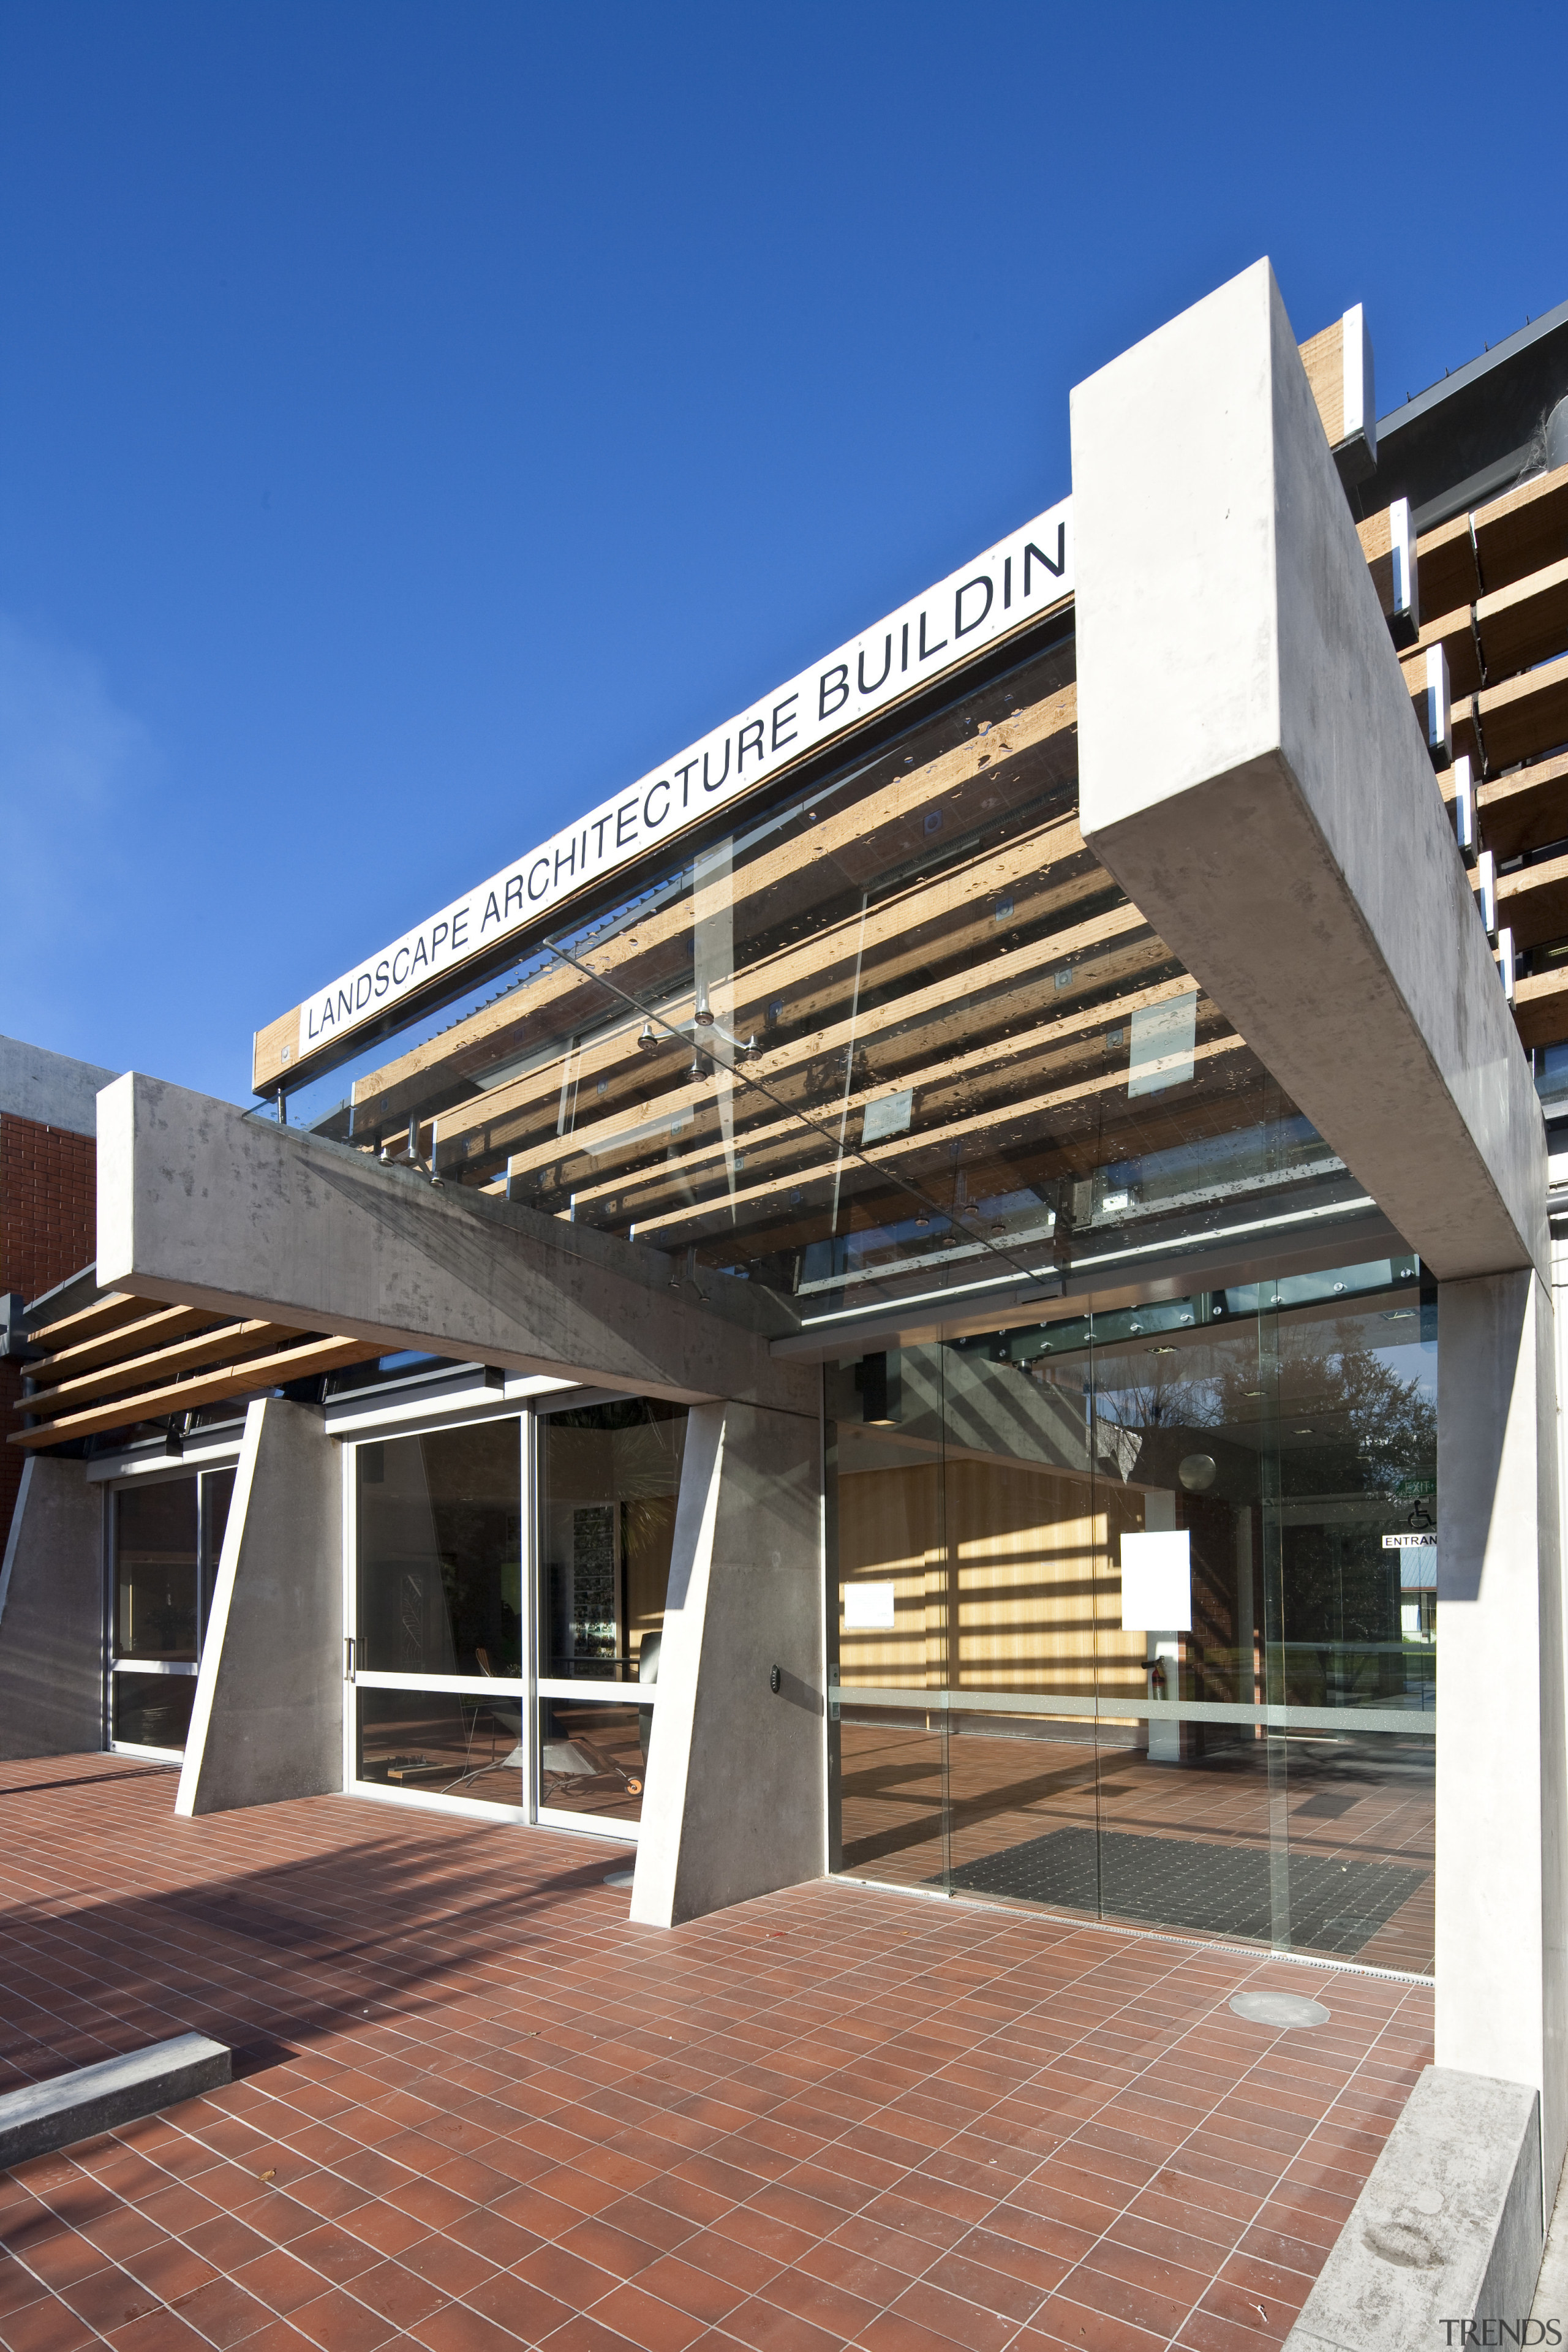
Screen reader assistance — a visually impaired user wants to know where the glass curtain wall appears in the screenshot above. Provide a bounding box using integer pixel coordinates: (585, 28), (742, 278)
(281, 620), (1365, 1339)
(535, 1396), (687, 1829)
(109, 1468), (235, 1755)
(827, 1257), (1436, 1973)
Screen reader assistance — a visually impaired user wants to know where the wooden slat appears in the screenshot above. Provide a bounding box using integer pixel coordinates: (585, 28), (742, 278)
(1477, 556), (1568, 684)
(1403, 607), (1480, 701)
(1455, 651), (1568, 775)
(1298, 318), (1344, 447)
(546, 960), (1196, 1227)
(9, 1335), (385, 1449)
(1497, 851), (1568, 951)
(21, 1321), (304, 1420)
(624, 1034), (1253, 1245)
(26, 1293), (159, 1352)
(253, 1009), (301, 1098)
(462, 897), (1155, 1193)
(1471, 464), (1568, 599)
(1414, 510), (1480, 619)
(436, 820), (1118, 1182)
(1475, 749), (1568, 864)
(1512, 962), (1568, 1051)
(1356, 510), (1392, 566)
(347, 683), (1081, 1138)
(24, 1304), (224, 1389)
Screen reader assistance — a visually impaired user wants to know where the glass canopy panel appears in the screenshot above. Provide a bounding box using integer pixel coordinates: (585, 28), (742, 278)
(286, 617), (1363, 1324)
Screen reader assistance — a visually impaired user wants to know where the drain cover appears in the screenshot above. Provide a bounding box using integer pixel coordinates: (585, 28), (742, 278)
(1229, 1989), (1329, 2029)
(603, 1871), (635, 1889)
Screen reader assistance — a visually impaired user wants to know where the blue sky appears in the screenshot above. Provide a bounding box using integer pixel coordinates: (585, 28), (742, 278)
(3, 0), (1565, 1105)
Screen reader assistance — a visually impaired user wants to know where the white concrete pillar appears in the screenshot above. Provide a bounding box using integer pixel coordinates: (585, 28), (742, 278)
(0, 1457), (104, 1758)
(176, 1396), (342, 1815)
(631, 1398), (824, 1926)
(1437, 1272), (1568, 2199)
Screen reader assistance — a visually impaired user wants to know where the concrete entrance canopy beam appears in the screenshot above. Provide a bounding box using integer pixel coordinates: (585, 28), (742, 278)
(1071, 257), (1547, 1286)
(97, 1075), (814, 1415)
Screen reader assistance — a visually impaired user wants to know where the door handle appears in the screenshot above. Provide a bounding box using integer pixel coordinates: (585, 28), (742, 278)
(344, 1636), (356, 1682)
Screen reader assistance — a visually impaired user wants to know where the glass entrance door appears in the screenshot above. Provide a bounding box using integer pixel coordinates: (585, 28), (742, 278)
(828, 1255), (1438, 1973)
(349, 1415), (528, 1815)
(534, 1396), (686, 1832)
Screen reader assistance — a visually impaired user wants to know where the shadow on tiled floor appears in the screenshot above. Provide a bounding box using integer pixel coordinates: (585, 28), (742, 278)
(0, 1752), (1433, 2352)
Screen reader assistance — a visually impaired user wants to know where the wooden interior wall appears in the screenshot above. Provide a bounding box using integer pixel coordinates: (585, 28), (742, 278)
(835, 1455), (1147, 1700)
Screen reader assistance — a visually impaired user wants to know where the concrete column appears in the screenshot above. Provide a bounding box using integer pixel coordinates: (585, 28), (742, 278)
(631, 1399), (824, 1926)
(1438, 1272), (1568, 2201)
(0, 1457), (104, 1758)
(176, 1397), (342, 1816)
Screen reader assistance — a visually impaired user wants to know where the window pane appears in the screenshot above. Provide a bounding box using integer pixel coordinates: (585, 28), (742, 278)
(113, 1673), (195, 1751)
(200, 1467), (236, 1642)
(356, 1420), (522, 1676)
(114, 1480), (198, 1661)
(356, 1687), (522, 1809)
(538, 1398), (687, 1682)
(540, 1698), (646, 1822)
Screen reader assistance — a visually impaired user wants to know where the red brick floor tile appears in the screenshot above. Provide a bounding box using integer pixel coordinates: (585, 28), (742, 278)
(168, 2274), (281, 2345)
(627, 2255), (749, 2325)
(284, 2284), (402, 2351)
(232, 2248), (336, 2316)
(887, 2280), (1019, 2352)
(2, 2235), (106, 2296)
(460, 2272), (573, 2341)
(411, 2307), (532, 2352)
(720, 2296), (848, 2352)
(102, 2308), (213, 2351)
(221, 2324), (316, 2352)
(0, 2299), (100, 2352)
(756, 2263), (881, 2341)
(396, 2235), (499, 2297)
(584, 2280), (710, 2352)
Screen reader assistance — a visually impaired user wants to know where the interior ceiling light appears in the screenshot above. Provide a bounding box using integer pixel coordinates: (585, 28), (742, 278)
(1150, 1344), (1177, 1355)
(1295, 1427), (1314, 1436)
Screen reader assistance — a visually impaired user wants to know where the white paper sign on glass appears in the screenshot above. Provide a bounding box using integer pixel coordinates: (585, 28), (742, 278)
(1128, 992), (1197, 1098)
(1120, 1529), (1193, 1632)
(862, 1090), (913, 1145)
(844, 1582), (897, 1630)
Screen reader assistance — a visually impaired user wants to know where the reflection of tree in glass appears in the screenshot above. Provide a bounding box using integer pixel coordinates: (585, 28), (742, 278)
(1094, 1322), (1434, 1502)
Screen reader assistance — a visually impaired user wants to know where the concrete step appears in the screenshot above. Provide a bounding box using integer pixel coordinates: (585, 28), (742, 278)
(0, 2034), (230, 2167)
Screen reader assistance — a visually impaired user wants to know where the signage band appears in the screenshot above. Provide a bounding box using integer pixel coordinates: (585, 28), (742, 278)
(268, 496), (1074, 1085)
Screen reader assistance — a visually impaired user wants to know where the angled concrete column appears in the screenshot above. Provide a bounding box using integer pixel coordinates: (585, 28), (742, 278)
(97, 1074), (812, 1415)
(0, 1457), (103, 1758)
(631, 1400), (824, 1926)
(176, 1398), (342, 1815)
(1436, 1270), (1567, 2200)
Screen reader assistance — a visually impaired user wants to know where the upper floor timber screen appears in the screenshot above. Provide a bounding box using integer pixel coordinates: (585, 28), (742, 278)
(273, 619), (1364, 1324)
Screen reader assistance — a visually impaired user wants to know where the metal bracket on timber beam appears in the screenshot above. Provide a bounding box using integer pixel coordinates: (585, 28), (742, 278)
(94, 1074), (815, 1415)
(1071, 258), (1546, 1287)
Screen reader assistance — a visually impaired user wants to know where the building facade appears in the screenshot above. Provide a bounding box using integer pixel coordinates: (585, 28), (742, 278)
(5, 259), (1568, 2321)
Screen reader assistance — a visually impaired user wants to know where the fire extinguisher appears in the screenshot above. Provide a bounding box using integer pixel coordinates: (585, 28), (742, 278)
(1148, 1658), (1167, 1697)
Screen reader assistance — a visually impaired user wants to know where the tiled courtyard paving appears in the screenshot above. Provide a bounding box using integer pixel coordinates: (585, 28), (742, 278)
(0, 1755), (1432, 2352)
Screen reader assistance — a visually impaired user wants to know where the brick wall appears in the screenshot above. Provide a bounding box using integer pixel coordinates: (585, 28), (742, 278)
(1, 1112), (96, 1551)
